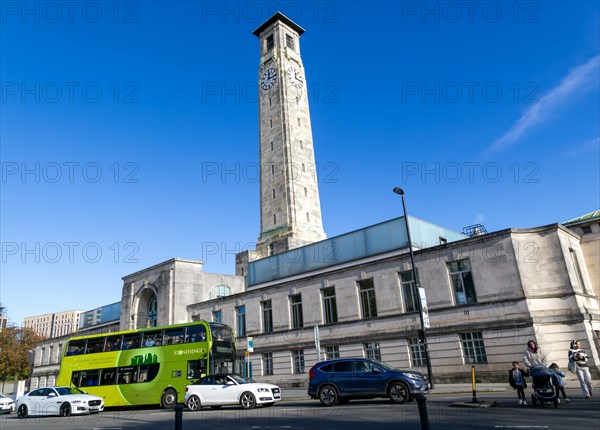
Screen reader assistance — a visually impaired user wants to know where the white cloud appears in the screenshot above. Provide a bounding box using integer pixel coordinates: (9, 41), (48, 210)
(490, 55), (600, 152)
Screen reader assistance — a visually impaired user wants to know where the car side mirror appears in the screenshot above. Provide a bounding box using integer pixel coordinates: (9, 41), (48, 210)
(373, 367), (382, 373)
(48, 393), (57, 397)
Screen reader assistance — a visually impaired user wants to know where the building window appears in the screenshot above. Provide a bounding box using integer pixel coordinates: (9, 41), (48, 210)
(269, 97), (272, 107)
(270, 119), (273, 128)
(306, 212), (310, 222)
(268, 243), (274, 256)
(407, 338), (426, 366)
(292, 350), (305, 373)
(299, 140), (303, 149)
(262, 300), (273, 333)
(270, 141), (274, 150)
(439, 236), (447, 245)
(271, 164), (275, 175)
(286, 33), (294, 50)
(448, 259), (477, 305)
(266, 34), (274, 51)
(236, 305), (246, 337)
(273, 214), (276, 225)
(322, 287), (338, 324)
(581, 225), (592, 234)
(272, 189), (275, 199)
(570, 248), (587, 291)
(212, 310), (222, 323)
(358, 279), (378, 318)
(263, 352), (273, 375)
(363, 341), (381, 361)
(209, 284), (232, 299)
(302, 163), (306, 172)
(297, 117), (300, 126)
(460, 332), (487, 364)
(325, 346), (340, 359)
(304, 187), (307, 197)
(400, 270), (419, 313)
(290, 294), (303, 329)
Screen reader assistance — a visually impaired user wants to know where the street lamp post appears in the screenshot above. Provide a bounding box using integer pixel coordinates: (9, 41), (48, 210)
(393, 187), (434, 389)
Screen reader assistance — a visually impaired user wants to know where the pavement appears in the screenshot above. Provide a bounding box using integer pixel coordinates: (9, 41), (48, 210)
(279, 381), (600, 401)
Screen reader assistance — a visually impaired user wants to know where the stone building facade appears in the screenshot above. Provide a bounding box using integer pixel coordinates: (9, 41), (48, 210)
(188, 221), (600, 386)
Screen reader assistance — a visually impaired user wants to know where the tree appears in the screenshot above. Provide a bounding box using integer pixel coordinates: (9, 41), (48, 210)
(0, 326), (45, 381)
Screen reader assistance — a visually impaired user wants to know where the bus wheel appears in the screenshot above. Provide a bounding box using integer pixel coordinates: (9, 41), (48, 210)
(240, 392), (256, 409)
(161, 388), (177, 409)
(59, 403), (71, 417)
(186, 395), (201, 411)
(17, 405), (28, 419)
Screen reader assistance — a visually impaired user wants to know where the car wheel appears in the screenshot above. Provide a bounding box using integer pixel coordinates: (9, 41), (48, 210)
(210, 405), (222, 410)
(17, 405), (28, 419)
(240, 392), (256, 409)
(59, 403), (71, 417)
(161, 388), (177, 409)
(388, 382), (410, 404)
(187, 395), (201, 411)
(318, 385), (338, 407)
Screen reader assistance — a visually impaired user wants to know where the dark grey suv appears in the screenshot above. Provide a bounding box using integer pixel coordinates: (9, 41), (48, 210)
(308, 358), (428, 406)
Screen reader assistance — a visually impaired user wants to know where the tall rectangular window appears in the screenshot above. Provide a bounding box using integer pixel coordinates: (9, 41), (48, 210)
(286, 33), (294, 50)
(448, 259), (477, 305)
(363, 341), (381, 361)
(266, 34), (274, 51)
(407, 338), (426, 366)
(262, 352), (273, 375)
(460, 332), (487, 363)
(292, 350), (305, 374)
(400, 270), (419, 313)
(290, 294), (304, 329)
(325, 346), (340, 359)
(322, 287), (338, 324)
(236, 305), (246, 337)
(358, 279), (378, 318)
(212, 310), (222, 323)
(261, 300), (273, 333)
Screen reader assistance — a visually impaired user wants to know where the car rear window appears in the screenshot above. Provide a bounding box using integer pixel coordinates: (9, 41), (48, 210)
(319, 363), (333, 372)
(332, 361), (353, 372)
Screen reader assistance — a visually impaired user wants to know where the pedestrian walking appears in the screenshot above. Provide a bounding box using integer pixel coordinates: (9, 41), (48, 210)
(509, 361), (529, 405)
(569, 340), (593, 399)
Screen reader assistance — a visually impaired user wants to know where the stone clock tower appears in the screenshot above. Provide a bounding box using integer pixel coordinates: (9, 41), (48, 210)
(252, 12), (327, 257)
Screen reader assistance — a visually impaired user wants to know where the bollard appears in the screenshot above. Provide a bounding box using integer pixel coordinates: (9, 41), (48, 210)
(174, 403), (184, 430)
(471, 366), (479, 403)
(416, 395), (430, 430)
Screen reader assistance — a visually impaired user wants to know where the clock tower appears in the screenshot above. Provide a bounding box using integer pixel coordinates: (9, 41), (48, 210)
(252, 13), (327, 257)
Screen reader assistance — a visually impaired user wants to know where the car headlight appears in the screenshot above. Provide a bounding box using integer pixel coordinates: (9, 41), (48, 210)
(71, 400), (83, 404)
(404, 373), (424, 381)
(256, 388), (269, 393)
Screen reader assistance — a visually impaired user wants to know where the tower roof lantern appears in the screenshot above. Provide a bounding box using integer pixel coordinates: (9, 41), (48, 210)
(252, 12), (305, 37)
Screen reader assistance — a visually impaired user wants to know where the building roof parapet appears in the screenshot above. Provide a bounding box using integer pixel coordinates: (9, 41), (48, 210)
(122, 258), (204, 281)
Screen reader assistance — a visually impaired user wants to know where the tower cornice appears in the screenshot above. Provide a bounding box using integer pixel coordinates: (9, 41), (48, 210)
(252, 12), (305, 37)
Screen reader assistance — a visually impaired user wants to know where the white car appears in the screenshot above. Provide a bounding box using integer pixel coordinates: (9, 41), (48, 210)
(16, 386), (104, 418)
(0, 393), (15, 414)
(184, 374), (281, 410)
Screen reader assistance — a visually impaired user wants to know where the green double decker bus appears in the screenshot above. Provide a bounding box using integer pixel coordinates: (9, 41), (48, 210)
(56, 321), (236, 408)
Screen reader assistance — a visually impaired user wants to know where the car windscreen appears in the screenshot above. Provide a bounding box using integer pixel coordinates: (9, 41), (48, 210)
(56, 387), (85, 396)
(230, 374), (255, 384)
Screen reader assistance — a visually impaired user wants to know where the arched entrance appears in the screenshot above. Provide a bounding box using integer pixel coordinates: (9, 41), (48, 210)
(136, 284), (158, 328)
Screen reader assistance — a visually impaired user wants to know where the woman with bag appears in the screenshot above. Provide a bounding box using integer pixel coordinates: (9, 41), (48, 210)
(568, 340), (593, 399)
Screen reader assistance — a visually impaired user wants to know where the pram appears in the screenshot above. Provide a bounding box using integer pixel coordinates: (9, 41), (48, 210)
(529, 365), (558, 408)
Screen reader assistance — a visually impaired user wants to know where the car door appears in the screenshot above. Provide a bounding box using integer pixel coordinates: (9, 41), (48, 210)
(23, 388), (44, 416)
(211, 375), (235, 404)
(353, 360), (386, 395)
(330, 361), (355, 396)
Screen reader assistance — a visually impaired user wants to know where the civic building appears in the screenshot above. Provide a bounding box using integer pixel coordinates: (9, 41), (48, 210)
(26, 13), (599, 391)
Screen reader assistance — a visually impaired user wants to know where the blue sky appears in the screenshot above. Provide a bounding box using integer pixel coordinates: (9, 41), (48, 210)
(1, 1), (599, 325)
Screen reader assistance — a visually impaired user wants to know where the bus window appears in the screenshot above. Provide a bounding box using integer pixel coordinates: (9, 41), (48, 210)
(209, 324), (233, 342)
(142, 331), (163, 347)
(123, 334), (141, 349)
(100, 369), (117, 385)
(187, 359), (207, 379)
(118, 367), (138, 384)
(71, 371), (81, 386)
(164, 328), (184, 345)
(81, 370), (100, 386)
(138, 364), (160, 383)
(85, 338), (104, 354)
(66, 339), (85, 356)
(186, 325), (207, 343)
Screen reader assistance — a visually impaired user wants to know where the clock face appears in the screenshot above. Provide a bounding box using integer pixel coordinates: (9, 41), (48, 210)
(260, 67), (277, 90)
(287, 66), (303, 89)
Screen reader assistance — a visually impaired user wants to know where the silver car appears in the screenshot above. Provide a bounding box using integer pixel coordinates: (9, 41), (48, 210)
(0, 394), (15, 414)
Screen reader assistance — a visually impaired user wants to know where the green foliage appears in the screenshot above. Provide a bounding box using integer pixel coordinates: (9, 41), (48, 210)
(0, 327), (45, 379)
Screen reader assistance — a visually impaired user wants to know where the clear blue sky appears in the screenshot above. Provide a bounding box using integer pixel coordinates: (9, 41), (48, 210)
(1, 1), (598, 325)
